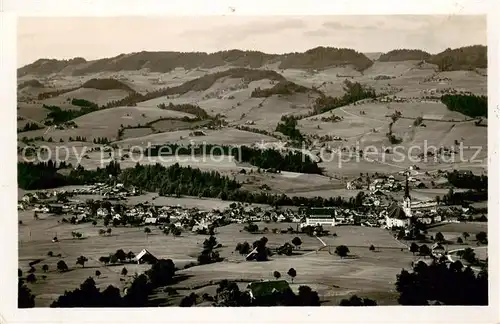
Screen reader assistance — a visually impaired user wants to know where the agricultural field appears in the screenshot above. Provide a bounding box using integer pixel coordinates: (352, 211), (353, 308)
(17, 39), (488, 308)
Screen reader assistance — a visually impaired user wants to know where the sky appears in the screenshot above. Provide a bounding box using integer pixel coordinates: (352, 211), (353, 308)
(17, 15), (487, 67)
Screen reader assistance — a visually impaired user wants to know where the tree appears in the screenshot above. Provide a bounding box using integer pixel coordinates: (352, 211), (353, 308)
(410, 242), (420, 255)
(109, 255), (118, 264)
(287, 268), (297, 283)
(457, 237), (463, 244)
(435, 232), (445, 243)
(42, 264), (49, 272)
(18, 278), (35, 308)
(396, 260), (487, 305)
(121, 267), (128, 277)
(419, 244), (431, 258)
(369, 244), (376, 252)
(114, 249), (127, 262)
(291, 237), (303, 250)
(92, 220), (97, 226)
(335, 245), (350, 258)
(26, 273), (37, 284)
(462, 247), (477, 264)
(340, 295), (377, 306)
(203, 235), (218, 251)
(297, 285), (321, 306)
(76, 256), (88, 268)
(146, 259), (176, 287)
(99, 256), (110, 265)
(397, 229), (406, 240)
(106, 228), (112, 235)
(47, 251), (53, 257)
(95, 270), (101, 278)
(103, 218), (110, 227)
(57, 260), (68, 272)
(273, 271), (281, 280)
(462, 232), (470, 240)
(476, 231), (487, 244)
(98, 229), (106, 236)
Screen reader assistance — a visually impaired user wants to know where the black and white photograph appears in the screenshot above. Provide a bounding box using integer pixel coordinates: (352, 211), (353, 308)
(0, 1), (498, 323)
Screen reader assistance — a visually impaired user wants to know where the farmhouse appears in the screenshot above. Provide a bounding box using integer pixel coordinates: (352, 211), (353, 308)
(304, 207), (336, 227)
(247, 280), (291, 300)
(134, 249), (158, 264)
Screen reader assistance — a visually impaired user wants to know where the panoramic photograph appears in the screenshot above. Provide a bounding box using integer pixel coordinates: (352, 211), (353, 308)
(16, 15), (488, 307)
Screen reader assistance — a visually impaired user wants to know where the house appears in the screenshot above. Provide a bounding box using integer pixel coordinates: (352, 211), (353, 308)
(304, 207), (336, 227)
(144, 217), (158, 225)
(431, 243), (446, 256)
(134, 249), (158, 264)
(247, 280), (291, 300)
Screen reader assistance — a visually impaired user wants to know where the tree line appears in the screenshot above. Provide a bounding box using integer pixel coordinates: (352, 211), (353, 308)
(18, 160), (353, 207)
(144, 143), (322, 174)
(441, 94), (487, 118)
(313, 80), (377, 114)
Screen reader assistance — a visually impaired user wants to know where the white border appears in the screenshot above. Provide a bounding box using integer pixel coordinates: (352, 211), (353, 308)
(1, 1), (499, 323)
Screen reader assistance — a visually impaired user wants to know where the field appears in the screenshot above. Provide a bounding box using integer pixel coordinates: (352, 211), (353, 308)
(19, 207), (420, 306)
(17, 45), (488, 307)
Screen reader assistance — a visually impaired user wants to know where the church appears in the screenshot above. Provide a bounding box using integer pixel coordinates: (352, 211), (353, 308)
(385, 175), (413, 229)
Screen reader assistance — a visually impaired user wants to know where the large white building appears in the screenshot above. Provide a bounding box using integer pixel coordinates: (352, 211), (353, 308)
(303, 207), (336, 227)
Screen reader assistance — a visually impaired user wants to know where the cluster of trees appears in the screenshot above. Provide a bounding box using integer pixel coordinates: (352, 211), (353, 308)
(246, 237), (272, 261)
(37, 87), (79, 100)
(378, 49), (431, 62)
(278, 46), (373, 71)
(428, 45), (487, 72)
(197, 235), (223, 265)
(157, 102), (209, 119)
(275, 115), (304, 142)
(81, 78), (135, 92)
(93, 137), (111, 145)
(441, 94), (487, 118)
(44, 103), (98, 125)
(396, 259), (488, 305)
(313, 80), (377, 114)
(18, 122), (43, 133)
(71, 98), (99, 109)
(447, 171), (487, 190)
(251, 81), (315, 98)
(339, 295), (377, 306)
(216, 279), (320, 306)
(442, 188), (487, 205)
(144, 143), (322, 174)
(18, 161), (68, 190)
(50, 258), (177, 307)
(19, 160), (353, 208)
(18, 160), (120, 190)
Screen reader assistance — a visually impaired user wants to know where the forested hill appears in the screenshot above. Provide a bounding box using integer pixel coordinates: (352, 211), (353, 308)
(18, 47), (374, 76)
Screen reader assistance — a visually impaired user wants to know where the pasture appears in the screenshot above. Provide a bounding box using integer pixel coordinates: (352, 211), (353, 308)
(19, 206), (419, 306)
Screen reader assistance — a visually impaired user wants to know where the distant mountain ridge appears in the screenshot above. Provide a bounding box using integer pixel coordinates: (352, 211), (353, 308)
(18, 45), (486, 77)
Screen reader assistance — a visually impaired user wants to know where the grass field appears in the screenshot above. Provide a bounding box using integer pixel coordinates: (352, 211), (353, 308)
(19, 207), (419, 306)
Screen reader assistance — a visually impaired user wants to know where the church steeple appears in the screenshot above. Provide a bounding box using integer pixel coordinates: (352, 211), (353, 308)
(404, 173), (410, 199)
(403, 172), (412, 218)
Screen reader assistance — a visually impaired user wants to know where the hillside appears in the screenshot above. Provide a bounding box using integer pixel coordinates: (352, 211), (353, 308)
(17, 79), (44, 90)
(18, 48), (374, 76)
(378, 49), (431, 62)
(428, 45), (487, 71)
(17, 57), (87, 77)
(278, 47), (373, 71)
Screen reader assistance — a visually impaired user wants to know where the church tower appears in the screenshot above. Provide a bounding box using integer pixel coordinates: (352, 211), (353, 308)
(402, 173), (412, 218)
